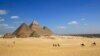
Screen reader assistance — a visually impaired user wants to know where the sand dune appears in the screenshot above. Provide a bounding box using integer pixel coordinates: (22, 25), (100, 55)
(0, 36), (100, 56)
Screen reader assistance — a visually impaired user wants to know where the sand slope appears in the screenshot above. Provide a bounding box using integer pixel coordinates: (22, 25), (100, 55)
(0, 36), (100, 56)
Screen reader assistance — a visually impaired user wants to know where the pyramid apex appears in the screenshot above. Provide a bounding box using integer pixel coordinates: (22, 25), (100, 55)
(21, 22), (27, 26)
(32, 20), (39, 25)
(22, 22), (26, 24)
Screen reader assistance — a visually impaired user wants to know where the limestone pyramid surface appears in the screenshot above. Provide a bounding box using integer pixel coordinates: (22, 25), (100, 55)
(29, 21), (45, 36)
(43, 26), (53, 36)
(3, 33), (16, 38)
(13, 23), (32, 37)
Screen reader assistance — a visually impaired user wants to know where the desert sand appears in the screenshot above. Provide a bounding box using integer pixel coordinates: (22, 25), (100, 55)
(0, 36), (100, 56)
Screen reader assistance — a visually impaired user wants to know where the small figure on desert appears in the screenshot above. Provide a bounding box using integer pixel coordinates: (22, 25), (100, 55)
(53, 44), (60, 47)
(57, 43), (60, 47)
(53, 44), (56, 47)
(53, 44), (55, 47)
(81, 43), (85, 47)
(55, 44), (58, 47)
(91, 42), (96, 46)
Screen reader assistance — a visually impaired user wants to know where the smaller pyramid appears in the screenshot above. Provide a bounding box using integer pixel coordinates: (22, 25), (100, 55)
(3, 33), (16, 38)
(13, 23), (32, 38)
(43, 26), (53, 36)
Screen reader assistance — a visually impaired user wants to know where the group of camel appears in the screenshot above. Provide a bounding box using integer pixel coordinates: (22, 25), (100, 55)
(7, 41), (96, 47)
(52, 42), (96, 47)
(81, 42), (96, 47)
(53, 44), (60, 47)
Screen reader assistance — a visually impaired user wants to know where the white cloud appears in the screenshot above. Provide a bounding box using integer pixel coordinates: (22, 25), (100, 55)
(0, 23), (15, 34)
(68, 21), (78, 25)
(0, 10), (7, 15)
(56, 26), (66, 29)
(0, 19), (5, 22)
(11, 16), (20, 19)
(0, 23), (16, 34)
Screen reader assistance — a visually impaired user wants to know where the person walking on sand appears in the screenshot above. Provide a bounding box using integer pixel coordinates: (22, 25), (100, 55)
(81, 43), (85, 47)
(53, 44), (58, 47)
(91, 42), (96, 46)
(53, 44), (55, 47)
(57, 43), (60, 47)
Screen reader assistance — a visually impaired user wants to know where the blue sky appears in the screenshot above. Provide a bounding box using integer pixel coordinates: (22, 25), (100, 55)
(0, 0), (100, 34)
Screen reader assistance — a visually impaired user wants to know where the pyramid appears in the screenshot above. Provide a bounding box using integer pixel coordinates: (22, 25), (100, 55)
(30, 31), (40, 37)
(13, 23), (32, 38)
(29, 21), (45, 36)
(43, 26), (53, 36)
(11, 20), (53, 38)
(3, 33), (16, 38)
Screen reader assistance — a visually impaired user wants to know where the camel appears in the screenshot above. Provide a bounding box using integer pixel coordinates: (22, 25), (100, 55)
(91, 42), (96, 46)
(81, 43), (85, 47)
(53, 44), (55, 47)
(57, 44), (60, 47)
(53, 43), (60, 47)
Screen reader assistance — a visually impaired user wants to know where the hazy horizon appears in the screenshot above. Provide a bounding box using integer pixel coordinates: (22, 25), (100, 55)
(0, 0), (100, 34)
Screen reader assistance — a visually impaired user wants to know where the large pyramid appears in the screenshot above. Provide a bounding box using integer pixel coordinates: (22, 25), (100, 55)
(29, 21), (46, 36)
(12, 21), (53, 38)
(13, 23), (32, 38)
